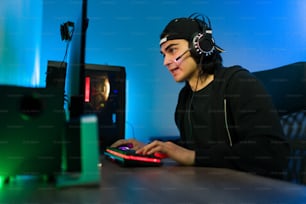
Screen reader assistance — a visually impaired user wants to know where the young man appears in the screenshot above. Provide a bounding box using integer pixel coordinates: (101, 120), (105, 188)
(112, 14), (289, 179)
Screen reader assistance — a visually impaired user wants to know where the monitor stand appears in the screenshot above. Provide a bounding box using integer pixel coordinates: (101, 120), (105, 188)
(56, 114), (101, 188)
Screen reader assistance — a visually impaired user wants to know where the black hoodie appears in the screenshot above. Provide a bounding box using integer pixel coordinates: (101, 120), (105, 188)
(175, 65), (289, 179)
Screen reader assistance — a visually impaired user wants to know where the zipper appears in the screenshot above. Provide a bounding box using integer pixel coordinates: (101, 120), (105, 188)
(224, 99), (233, 147)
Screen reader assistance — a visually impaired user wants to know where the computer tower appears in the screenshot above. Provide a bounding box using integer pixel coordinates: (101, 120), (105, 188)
(46, 61), (126, 153)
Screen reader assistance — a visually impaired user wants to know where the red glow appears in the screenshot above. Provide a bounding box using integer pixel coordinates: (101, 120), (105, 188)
(85, 76), (90, 102)
(106, 149), (161, 163)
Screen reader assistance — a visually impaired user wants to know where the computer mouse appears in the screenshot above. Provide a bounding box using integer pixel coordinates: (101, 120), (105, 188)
(117, 143), (133, 151)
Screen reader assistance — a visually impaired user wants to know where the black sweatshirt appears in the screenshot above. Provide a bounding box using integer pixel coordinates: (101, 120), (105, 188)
(175, 65), (290, 179)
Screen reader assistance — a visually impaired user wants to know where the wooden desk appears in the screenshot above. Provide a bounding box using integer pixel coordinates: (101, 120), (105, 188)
(0, 159), (306, 203)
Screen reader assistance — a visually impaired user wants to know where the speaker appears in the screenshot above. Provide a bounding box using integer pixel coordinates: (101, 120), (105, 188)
(0, 85), (65, 177)
(46, 61), (126, 153)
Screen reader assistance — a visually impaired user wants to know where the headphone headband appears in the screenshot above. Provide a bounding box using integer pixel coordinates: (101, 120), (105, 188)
(188, 13), (224, 59)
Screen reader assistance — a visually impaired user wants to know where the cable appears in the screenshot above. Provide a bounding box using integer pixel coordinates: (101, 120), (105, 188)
(59, 22), (74, 107)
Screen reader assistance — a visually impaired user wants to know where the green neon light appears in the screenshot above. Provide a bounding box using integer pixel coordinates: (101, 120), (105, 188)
(0, 176), (4, 188)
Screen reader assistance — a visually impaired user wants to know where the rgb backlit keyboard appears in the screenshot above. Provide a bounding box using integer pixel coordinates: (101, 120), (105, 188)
(104, 147), (163, 167)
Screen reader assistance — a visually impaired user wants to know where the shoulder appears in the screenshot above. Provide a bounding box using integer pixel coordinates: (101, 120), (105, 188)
(219, 66), (268, 96)
(215, 65), (251, 80)
(213, 65), (253, 88)
(213, 65), (263, 97)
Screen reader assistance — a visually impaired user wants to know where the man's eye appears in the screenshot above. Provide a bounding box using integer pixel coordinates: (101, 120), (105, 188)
(169, 47), (176, 53)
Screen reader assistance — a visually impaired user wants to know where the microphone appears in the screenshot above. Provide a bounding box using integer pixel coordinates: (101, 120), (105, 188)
(175, 48), (191, 64)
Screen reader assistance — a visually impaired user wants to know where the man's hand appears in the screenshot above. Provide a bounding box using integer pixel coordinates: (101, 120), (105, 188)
(136, 140), (195, 165)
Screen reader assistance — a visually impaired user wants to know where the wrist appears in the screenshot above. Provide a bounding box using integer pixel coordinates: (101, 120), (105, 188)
(180, 149), (195, 165)
(188, 150), (196, 165)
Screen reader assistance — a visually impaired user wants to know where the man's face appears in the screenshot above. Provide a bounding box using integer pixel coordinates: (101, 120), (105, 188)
(160, 39), (198, 82)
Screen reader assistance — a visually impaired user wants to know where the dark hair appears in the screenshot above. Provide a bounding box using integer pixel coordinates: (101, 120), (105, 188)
(197, 49), (223, 75)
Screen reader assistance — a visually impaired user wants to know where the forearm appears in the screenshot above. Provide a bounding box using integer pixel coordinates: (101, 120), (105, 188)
(137, 141), (196, 166)
(169, 145), (195, 166)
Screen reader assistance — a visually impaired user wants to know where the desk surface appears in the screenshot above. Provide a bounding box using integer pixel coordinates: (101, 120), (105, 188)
(1, 158), (306, 203)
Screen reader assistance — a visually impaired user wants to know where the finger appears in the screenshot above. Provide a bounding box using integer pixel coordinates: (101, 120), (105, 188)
(135, 146), (144, 154)
(146, 145), (162, 155)
(140, 141), (162, 155)
(110, 139), (126, 147)
(135, 145), (150, 154)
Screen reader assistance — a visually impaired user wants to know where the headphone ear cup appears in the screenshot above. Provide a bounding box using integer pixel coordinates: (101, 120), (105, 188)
(190, 31), (215, 58)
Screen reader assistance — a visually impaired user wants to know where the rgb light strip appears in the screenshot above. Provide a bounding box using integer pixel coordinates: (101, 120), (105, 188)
(84, 76), (90, 102)
(105, 148), (161, 164)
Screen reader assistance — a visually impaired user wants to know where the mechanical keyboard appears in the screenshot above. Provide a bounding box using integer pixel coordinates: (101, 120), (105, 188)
(104, 147), (163, 167)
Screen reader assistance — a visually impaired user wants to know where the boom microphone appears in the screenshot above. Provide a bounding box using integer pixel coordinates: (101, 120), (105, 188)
(175, 48), (191, 63)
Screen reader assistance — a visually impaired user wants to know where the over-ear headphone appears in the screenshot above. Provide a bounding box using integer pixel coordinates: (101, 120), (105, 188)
(188, 13), (220, 59)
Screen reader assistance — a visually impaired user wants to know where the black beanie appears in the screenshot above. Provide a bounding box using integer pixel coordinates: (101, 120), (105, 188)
(159, 15), (224, 54)
(159, 18), (203, 46)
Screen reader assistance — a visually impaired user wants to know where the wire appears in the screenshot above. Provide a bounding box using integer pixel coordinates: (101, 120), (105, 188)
(60, 25), (74, 107)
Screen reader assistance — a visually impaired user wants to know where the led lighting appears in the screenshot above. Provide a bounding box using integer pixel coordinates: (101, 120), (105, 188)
(0, 176), (4, 188)
(84, 76), (90, 102)
(106, 149), (161, 163)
